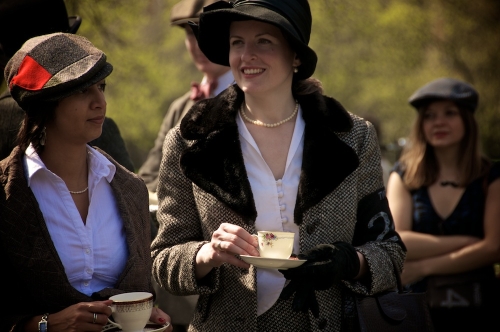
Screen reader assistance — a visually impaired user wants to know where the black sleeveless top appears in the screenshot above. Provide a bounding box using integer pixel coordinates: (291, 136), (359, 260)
(392, 161), (500, 292)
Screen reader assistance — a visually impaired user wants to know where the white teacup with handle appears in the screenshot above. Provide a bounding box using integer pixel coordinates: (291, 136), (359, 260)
(107, 292), (153, 332)
(255, 231), (295, 259)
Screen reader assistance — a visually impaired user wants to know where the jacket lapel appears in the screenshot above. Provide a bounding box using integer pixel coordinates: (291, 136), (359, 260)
(180, 87), (257, 224)
(179, 86), (359, 225)
(294, 92), (359, 224)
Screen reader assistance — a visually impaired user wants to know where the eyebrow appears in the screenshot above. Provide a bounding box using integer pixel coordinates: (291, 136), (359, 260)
(230, 32), (273, 39)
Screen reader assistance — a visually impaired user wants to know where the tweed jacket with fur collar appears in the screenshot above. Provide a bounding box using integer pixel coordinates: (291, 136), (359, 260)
(151, 85), (406, 332)
(0, 146), (153, 332)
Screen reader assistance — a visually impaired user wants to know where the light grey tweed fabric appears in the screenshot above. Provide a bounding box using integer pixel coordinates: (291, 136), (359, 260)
(151, 86), (406, 332)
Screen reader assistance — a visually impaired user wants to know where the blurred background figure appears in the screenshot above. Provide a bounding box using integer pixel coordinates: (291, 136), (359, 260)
(139, 1), (232, 330)
(0, 0), (135, 171)
(386, 77), (500, 332)
(138, 0), (233, 208)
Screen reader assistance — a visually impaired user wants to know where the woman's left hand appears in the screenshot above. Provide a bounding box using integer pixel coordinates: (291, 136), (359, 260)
(149, 307), (173, 331)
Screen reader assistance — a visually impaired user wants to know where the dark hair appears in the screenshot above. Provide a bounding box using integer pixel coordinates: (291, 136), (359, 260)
(292, 77), (323, 95)
(17, 102), (57, 154)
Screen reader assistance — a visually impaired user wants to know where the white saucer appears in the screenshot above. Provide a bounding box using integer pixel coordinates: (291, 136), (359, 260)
(102, 322), (169, 332)
(240, 255), (306, 269)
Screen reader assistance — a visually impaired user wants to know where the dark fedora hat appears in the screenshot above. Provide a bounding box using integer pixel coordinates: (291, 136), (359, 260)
(408, 77), (479, 112)
(170, 0), (228, 26)
(0, 0), (81, 59)
(193, 0), (317, 80)
(5, 33), (113, 112)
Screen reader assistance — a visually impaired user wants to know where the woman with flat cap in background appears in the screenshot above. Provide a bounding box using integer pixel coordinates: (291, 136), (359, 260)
(151, 0), (406, 331)
(387, 77), (500, 331)
(0, 33), (172, 332)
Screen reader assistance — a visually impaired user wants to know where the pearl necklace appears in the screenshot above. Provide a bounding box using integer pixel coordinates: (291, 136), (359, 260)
(240, 100), (299, 128)
(69, 186), (89, 194)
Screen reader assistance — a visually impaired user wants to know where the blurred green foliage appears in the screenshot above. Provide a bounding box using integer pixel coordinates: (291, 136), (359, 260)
(63, 0), (500, 169)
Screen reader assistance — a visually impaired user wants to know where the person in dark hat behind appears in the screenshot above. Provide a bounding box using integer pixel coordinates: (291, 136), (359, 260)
(0, 0), (135, 172)
(151, 0), (406, 330)
(387, 77), (500, 332)
(0, 32), (173, 332)
(138, 0), (233, 204)
(139, 2), (232, 331)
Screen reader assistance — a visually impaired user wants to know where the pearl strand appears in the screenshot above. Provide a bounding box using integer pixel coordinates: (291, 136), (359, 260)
(69, 187), (89, 194)
(240, 100), (299, 128)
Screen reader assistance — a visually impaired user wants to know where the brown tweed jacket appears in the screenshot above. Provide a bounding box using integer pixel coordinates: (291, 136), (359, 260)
(0, 146), (153, 332)
(151, 85), (406, 332)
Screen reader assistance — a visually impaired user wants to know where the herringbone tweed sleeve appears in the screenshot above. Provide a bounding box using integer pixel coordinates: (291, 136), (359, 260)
(152, 127), (220, 296)
(336, 116), (406, 295)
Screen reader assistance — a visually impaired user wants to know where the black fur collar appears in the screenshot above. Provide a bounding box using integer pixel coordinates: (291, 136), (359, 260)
(179, 85), (358, 224)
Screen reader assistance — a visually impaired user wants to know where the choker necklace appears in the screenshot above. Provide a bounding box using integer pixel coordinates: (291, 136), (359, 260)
(240, 100), (298, 128)
(440, 181), (459, 188)
(69, 187), (88, 194)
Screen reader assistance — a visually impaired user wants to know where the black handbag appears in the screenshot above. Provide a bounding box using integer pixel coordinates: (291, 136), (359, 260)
(355, 257), (434, 332)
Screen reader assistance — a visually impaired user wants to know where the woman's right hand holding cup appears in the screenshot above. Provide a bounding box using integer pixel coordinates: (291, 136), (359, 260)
(27, 300), (112, 332)
(195, 223), (259, 279)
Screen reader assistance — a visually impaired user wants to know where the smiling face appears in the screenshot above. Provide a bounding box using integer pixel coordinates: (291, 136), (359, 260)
(45, 80), (107, 145)
(229, 20), (301, 97)
(421, 99), (465, 149)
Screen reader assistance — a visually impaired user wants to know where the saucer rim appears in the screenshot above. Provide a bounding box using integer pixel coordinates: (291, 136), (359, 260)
(102, 322), (168, 332)
(239, 255), (306, 269)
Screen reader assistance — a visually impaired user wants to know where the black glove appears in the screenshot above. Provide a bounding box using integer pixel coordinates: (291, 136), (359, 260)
(279, 242), (360, 317)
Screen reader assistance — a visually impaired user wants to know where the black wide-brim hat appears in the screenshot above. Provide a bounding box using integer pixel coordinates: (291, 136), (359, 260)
(192, 0), (318, 80)
(5, 32), (113, 112)
(408, 77), (479, 112)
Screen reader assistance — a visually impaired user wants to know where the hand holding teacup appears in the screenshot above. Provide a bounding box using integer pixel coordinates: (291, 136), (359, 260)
(195, 223), (260, 278)
(107, 292), (171, 332)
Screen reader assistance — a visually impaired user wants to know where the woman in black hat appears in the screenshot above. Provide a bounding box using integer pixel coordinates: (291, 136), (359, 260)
(386, 77), (500, 331)
(0, 33), (172, 332)
(151, 1), (405, 331)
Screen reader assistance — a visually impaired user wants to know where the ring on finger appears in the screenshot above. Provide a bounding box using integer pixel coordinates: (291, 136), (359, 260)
(217, 240), (225, 252)
(93, 312), (97, 324)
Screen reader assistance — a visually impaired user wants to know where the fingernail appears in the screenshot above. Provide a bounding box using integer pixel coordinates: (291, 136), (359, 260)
(159, 318), (165, 323)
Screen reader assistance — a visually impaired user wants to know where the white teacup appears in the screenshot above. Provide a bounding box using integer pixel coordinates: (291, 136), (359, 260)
(107, 292), (153, 332)
(256, 231), (294, 259)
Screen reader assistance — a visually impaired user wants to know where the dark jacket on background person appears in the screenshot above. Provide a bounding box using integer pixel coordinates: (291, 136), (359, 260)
(0, 89), (135, 171)
(0, 146), (152, 332)
(151, 85), (406, 332)
(138, 91), (194, 192)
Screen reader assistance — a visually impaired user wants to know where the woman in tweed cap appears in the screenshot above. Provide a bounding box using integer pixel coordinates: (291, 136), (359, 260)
(0, 33), (172, 332)
(387, 77), (500, 331)
(151, 0), (406, 331)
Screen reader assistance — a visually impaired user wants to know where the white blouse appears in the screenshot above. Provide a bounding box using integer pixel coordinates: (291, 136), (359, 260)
(24, 144), (128, 296)
(237, 107), (305, 316)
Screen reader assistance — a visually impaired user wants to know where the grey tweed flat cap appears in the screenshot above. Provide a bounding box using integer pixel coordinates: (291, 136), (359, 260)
(408, 77), (479, 112)
(5, 32), (113, 112)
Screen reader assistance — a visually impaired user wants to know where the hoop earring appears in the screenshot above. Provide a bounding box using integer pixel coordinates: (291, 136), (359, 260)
(293, 67), (298, 73)
(40, 127), (46, 146)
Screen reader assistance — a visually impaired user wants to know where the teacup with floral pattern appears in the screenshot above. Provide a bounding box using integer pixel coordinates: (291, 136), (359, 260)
(257, 231), (294, 259)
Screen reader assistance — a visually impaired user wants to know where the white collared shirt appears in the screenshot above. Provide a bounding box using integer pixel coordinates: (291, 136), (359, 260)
(24, 144), (128, 296)
(200, 70), (235, 97)
(237, 107), (304, 316)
